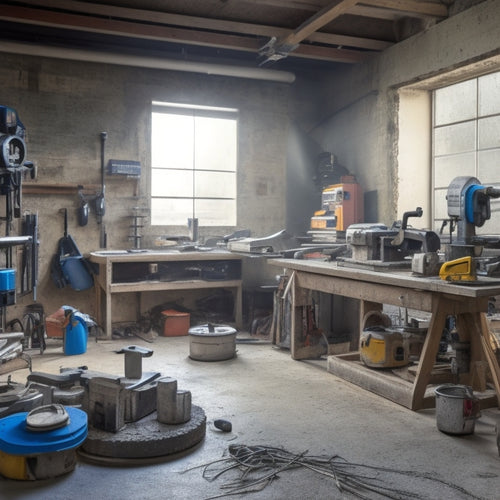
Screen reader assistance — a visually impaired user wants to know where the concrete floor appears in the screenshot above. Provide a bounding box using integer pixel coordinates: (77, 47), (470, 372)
(2, 335), (500, 500)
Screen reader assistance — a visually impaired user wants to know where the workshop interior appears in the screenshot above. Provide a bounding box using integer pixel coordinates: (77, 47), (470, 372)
(1, 1), (500, 499)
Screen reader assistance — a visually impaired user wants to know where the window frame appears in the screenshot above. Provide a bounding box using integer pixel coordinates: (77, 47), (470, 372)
(150, 101), (239, 227)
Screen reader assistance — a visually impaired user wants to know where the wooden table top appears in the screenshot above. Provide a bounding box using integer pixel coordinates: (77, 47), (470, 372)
(269, 258), (500, 298)
(89, 248), (242, 263)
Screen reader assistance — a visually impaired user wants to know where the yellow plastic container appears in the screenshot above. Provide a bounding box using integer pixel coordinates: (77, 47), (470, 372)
(360, 328), (408, 368)
(0, 448), (77, 480)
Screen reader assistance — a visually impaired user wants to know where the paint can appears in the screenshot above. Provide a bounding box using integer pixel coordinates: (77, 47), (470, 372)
(435, 384), (480, 435)
(188, 324), (237, 361)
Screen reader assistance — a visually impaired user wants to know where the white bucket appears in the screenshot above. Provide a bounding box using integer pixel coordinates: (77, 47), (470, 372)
(188, 324), (236, 361)
(435, 384), (480, 435)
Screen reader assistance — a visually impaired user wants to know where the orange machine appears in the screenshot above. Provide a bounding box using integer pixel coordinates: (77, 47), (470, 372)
(310, 176), (363, 233)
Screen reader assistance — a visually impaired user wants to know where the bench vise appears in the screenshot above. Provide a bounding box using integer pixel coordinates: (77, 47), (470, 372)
(346, 208), (440, 265)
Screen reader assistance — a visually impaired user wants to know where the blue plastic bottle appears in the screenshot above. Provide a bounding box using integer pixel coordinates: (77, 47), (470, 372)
(64, 313), (88, 355)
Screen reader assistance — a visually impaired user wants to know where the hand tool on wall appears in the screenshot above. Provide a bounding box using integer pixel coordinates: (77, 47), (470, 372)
(21, 213), (39, 300)
(77, 186), (89, 227)
(96, 132), (107, 248)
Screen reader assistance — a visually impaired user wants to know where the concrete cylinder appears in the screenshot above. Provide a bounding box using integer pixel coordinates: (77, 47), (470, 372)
(156, 377), (178, 424)
(175, 390), (192, 424)
(157, 378), (192, 424)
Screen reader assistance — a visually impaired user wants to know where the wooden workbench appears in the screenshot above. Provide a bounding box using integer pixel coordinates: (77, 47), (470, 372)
(89, 250), (243, 339)
(269, 258), (500, 410)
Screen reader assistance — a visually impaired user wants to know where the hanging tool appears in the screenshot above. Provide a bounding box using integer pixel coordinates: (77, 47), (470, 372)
(96, 132), (107, 248)
(77, 185), (89, 227)
(21, 213), (38, 300)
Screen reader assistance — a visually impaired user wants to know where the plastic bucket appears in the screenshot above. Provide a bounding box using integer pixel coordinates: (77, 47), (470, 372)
(435, 384), (480, 435)
(64, 315), (88, 355)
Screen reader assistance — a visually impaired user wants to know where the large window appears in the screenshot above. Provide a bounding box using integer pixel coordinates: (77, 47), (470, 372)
(151, 101), (238, 226)
(432, 71), (500, 234)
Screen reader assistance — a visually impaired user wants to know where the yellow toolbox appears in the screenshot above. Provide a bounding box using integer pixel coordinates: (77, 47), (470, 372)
(360, 328), (408, 368)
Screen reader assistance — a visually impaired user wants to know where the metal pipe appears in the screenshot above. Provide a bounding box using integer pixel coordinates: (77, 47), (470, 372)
(0, 41), (296, 83)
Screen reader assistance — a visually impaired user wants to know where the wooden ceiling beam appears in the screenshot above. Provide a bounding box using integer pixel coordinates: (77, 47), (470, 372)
(5, 0), (390, 51)
(0, 5), (367, 64)
(230, 0), (446, 18)
(360, 0), (448, 18)
(279, 0), (361, 47)
(349, 5), (403, 20)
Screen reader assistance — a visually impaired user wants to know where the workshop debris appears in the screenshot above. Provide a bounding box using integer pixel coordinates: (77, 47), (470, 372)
(313, 152), (350, 190)
(195, 290), (235, 324)
(0, 331), (24, 364)
(45, 307), (66, 338)
(0, 376), (42, 418)
(186, 444), (484, 500)
(213, 419), (232, 433)
(227, 230), (300, 254)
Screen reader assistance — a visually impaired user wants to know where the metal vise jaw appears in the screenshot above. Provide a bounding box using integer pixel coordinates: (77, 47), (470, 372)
(116, 345), (153, 379)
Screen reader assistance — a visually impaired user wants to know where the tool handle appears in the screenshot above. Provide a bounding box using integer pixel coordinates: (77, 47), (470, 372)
(401, 207), (423, 229)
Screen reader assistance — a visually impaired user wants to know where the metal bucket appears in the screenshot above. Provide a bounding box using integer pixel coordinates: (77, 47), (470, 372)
(188, 324), (236, 361)
(435, 384), (480, 435)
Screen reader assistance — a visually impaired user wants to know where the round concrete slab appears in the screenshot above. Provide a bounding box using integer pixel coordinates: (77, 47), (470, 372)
(80, 405), (206, 461)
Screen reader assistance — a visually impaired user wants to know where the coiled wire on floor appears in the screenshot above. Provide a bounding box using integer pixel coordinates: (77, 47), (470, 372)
(183, 444), (486, 500)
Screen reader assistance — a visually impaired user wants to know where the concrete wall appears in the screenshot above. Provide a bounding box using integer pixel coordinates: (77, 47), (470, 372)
(309, 0), (500, 227)
(2, 0), (499, 326)
(0, 53), (307, 321)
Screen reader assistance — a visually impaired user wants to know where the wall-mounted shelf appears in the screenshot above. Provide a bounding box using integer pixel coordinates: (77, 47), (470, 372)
(22, 183), (100, 195)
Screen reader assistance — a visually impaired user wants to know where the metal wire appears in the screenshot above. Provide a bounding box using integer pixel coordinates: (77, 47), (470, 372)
(182, 444), (487, 500)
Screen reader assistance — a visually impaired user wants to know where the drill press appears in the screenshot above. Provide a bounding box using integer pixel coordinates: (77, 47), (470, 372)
(446, 176), (500, 259)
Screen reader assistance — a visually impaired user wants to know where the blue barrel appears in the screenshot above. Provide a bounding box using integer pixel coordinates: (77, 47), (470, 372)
(64, 314), (88, 355)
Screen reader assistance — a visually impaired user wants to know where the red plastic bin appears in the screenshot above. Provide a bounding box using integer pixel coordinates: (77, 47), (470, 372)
(161, 310), (190, 336)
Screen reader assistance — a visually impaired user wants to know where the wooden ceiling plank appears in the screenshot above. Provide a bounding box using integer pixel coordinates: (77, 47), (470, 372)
(360, 0), (447, 18)
(294, 43), (368, 62)
(227, 0), (322, 11)
(0, 6), (262, 51)
(349, 5), (402, 20)
(7, 0), (388, 51)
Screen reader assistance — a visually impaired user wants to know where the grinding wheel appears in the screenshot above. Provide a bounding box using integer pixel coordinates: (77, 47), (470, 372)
(80, 405), (206, 462)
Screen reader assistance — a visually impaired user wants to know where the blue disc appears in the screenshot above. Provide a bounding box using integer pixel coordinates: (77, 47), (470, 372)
(464, 184), (485, 224)
(0, 407), (88, 455)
